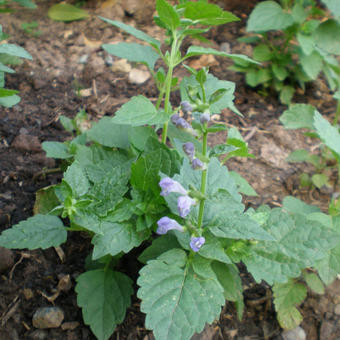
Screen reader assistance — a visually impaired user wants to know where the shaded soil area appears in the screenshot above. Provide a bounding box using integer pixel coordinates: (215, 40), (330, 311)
(0, 1), (340, 339)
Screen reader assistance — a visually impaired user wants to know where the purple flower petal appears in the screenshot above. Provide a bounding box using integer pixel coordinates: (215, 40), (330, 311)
(171, 114), (180, 125)
(177, 195), (196, 218)
(156, 217), (184, 235)
(192, 158), (204, 170)
(181, 101), (193, 114)
(176, 117), (191, 129)
(190, 236), (205, 252)
(159, 177), (188, 196)
(183, 142), (195, 160)
(200, 113), (210, 124)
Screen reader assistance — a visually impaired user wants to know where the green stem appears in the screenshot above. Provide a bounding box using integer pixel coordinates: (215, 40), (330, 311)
(197, 129), (208, 229)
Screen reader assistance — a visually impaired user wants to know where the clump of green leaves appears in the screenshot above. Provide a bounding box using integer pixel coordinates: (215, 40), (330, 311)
(21, 21), (41, 37)
(0, 1), (340, 340)
(231, 0), (340, 104)
(0, 0), (36, 12)
(280, 98), (340, 193)
(0, 25), (32, 107)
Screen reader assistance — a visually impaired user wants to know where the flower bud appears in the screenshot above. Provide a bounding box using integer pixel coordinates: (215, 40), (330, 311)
(181, 101), (193, 114)
(170, 114), (180, 125)
(200, 113), (210, 124)
(159, 177), (188, 196)
(190, 236), (205, 252)
(157, 217), (184, 235)
(177, 195), (196, 218)
(191, 158), (204, 170)
(176, 117), (191, 129)
(182, 142), (195, 160)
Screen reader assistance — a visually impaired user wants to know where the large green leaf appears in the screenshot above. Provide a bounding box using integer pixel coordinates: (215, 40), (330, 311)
(156, 0), (180, 30)
(137, 249), (225, 340)
(102, 42), (159, 70)
(300, 51), (323, 79)
(87, 117), (130, 149)
(243, 209), (340, 284)
(279, 104), (315, 129)
(0, 214), (66, 249)
(313, 111), (340, 158)
(0, 44), (32, 59)
(180, 1), (239, 25)
(314, 19), (340, 55)
(76, 269), (133, 340)
(273, 279), (307, 329)
(92, 220), (150, 259)
(99, 17), (161, 50)
(247, 1), (294, 32)
(48, 3), (88, 22)
(322, 0), (340, 18)
(112, 96), (168, 126)
(315, 244), (340, 285)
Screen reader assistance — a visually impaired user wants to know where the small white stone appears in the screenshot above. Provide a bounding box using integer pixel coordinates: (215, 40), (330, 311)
(128, 68), (150, 84)
(220, 42), (231, 53)
(282, 326), (306, 340)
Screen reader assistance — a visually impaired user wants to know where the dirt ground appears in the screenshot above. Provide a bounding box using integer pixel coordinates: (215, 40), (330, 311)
(0, 1), (340, 339)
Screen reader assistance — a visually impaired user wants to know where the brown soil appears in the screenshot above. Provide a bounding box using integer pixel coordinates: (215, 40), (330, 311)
(0, 1), (339, 340)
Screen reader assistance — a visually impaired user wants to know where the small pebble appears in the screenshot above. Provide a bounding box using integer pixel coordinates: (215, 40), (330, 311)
(105, 55), (113, 66)
(128, 68), (150, 84)
(282, 326), (306, 340)
(32, 307), (64, 329)
(12, 134), (42, 152)
(28, 329), (48, 340)
(220, 42), (231, 53)
(78, 54), (89, 64)
(334, 304), (340, 315)
(61, 321), (79, 330)
(0, 247), (14, 274)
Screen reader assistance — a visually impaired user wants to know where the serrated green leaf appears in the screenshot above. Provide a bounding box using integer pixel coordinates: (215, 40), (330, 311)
(48, 3), (88, 22)
(313, 111), (340, 158)
(273, 279), (307, 329)
(246, 68), (272, 87)
(156, 0), (180, 30)
(283, 196), (321, 215)
(247, 1), (294, 32)
(229, 171), (258, 196)
(303, 272), (324, 294)
(92, 220), (150, 259)
(211, 262), (243, 302)
(64, 162), (90, 197)
(198, 233), (232, 264)
(76, 269), (133, 340)
(180, 1), (239, 25)
(279, 104), (315, 129)
(99, 16), (161, 50)
(112, 96), (168, 126)
(137, 249), (225, 340)
(0, 215), (66, 249)
(300, 51), (323, 79)
(314, 19), (340, 55)
(87, 117), (130, 149)
(42, 141), (72, 159)
(102, 42), (159, 70)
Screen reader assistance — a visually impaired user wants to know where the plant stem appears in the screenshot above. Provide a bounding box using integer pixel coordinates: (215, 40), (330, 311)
(333, 100), (340, 126)
(197, 129), (208, 229)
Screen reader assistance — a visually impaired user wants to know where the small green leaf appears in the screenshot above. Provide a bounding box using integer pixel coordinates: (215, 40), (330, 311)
(247, 1), (294, 32)
(112, 96), (168, 126)
(312, 173), (331, 189)
(314, 19), (340, 55)
(303, 271), (324, 294)
(76, 269), (133, 340)
(246, 68), (272, 87)
(0, 88), (19, 97)
(297, 32), (315, 55)
(273, 279), (307, 329)
(286, 149), (313, 163)
(280, 104), (315, 129)
(99, 16), (161, 50)
(33, 185), (60, 215)
(137, 249), (225, 340)
(64, 162), (90, 197)
(0, 44), (32, 59)
(253, 44), (272, 61)
(272, 63), (288, 81)
(279, 85), (295, 105)
(313, 111), (340, 158)
(48, 3), (88, 22)
(156, 0), (180, 30)
(315, 244), (340, 285)
(300, 51), (323, 79)
(42, 141), (72, 159)
(13, 0), (36, 8)
(229, 171), (258, 196)
(102, 42), (159, 70)
(283, 196), (320, 215)
(0, 62), (14, 73)
(0, 214), (66, 249)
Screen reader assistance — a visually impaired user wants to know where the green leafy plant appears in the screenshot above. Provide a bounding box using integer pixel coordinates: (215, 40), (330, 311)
(21, 21), (42, 37)
(0, 25), (32, 107)
(0, 1), (339, 339)
(0, 0), (36, 12)
(280, 98), (340, 191)
(231, 0), (340, 104)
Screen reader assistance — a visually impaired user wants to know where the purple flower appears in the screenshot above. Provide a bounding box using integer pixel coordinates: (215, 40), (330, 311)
(157, 217), (184, 235)
(200, 113), (210, 124)
(190, 236), (205, 252)
(192, 158), (204, 170)
(183, 142), (195, 160)
(181, 101), (193, 114)
(171, 114), (180, 125)
(177, 195), (196, 218)
(176, 117), (191, 129)
(159, 177), (187, 196)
